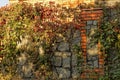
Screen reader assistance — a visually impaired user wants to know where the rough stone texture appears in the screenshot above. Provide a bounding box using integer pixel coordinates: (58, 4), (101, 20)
(53, 56), (62, 66)
(52, 27), (80, 79)
(54, 52), (71, 57)
(63, 57), (71, 68)
(56, 68), (71, 78)
(58, 42), (69, 51)
(72, 67), (78, 79)
(1, 7), (108, 80)
(86, 20), (99, 69)
(87, 20), (93, 25)
(72, 54), (77, 67)
(93, 21), (97, 26)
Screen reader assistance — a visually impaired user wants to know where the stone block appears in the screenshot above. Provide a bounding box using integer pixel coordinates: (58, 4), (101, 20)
(72, 55), (77, 66)
(56, 68), (70, 78)
(56, 36), (63, 42)
(58, 42), (69, 51)
(93, 60), (99, 68)
(93, 21), (97, 26)
(72, 37), (80, 45)
(62, 52), (71, 57)
(92, 25), (97, 29)
(87, 20), (93, 25)
(73, 30), (80, 38)
(54, 52), (71, 57)
(63, 57), (70, 68)
(92, 56), (98, 60)
(66, 29), (71, 39)
(86, 25), (91, 29)
(53, 56), (62, 66)
(87, 61), (93, 66)
(87, 55), (93, 61)
(72, 67), (78, 79)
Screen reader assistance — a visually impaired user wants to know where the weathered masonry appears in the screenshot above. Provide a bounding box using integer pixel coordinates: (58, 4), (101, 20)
(0, 8), (104, 80)
(80, 8), (104, 79)
(51, 8), (104, 79)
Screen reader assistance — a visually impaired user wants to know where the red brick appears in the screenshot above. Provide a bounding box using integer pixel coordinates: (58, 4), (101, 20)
(81, 40), (87, 43)
(99, 56), (104, 59)
(81, 11), (91, 15)
(83, 53), (87, 56)
(99, 61), (104, 65)
(81, 43), (86, 45)
(81, 34), (86, 37)
(90, 14), (96, 17)
(91, 17), (100, 20)
(82, 36), (87, 40)
(92, 10), (103, 14)
(82, 49), (86, 52)
(81, 45), (86, 49)
(81, 73), (86, 78)
(80, 29), (86, 32)
(94, 69), (100, 72)
(97, 13), (103, 17)
(80, 24), (86, 27)
(99, 59), (104, 62)
(83, 17), (92, 20)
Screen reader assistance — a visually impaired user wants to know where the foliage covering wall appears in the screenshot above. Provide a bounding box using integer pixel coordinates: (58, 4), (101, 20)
(0, 2), (120, 80)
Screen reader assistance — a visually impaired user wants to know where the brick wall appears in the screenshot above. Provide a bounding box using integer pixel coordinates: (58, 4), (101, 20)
(79, 8), (104, 79)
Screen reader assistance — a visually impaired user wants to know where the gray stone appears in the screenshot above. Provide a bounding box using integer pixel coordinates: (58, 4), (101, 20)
(86, 26), (91, 29)
(72, 67), (78, 79)
(93, 60), (99, 68)
(93, 21), (98, 26)
(53, 56), (62, 66)
(54, 52), (63, 56)
(56, 36), (63, 42)
(87, 61), (93, 66)
(73, 30), (80, 38)
(52, 71), (59, 79)
(62, 52), (71, 57)
(66, 29), (71, 38)
(72, 55), (77, 66)
(92, 25), (97, 29)
(63, 57), (70, 68)
(87, 55), (92, 61)
(58, 42), (69, 51)
(56, 68), (70, 78)
(87, 20), (93, 25)
(92, 56), (98, 60)
(54, 52), (71, 57)
(72, 37), (80, 45)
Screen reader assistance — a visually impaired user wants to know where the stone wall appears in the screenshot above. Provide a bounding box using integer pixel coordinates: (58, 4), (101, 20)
(6, 25), (81, 80)
(51, 26), (81, 79)
(0, 6), (105, 80)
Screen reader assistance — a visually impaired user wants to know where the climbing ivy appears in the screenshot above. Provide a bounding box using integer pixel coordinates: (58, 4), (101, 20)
(94, 2), (120, 80)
